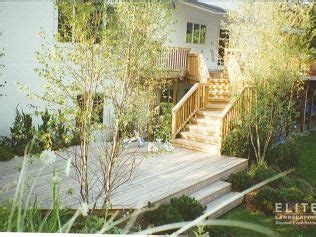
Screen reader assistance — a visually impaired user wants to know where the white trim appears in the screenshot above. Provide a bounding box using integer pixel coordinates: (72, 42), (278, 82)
(185, 21), (207, 46)
(181, 2), (225, 15)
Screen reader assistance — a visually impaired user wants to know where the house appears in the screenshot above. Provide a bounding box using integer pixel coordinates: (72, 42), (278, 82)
(0, 0), (232, 154)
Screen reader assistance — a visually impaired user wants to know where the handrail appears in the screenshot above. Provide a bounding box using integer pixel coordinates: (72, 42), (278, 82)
(221, 87), (253, 144)
(172, 83), (200, 112)
(172, 83), (208, 139)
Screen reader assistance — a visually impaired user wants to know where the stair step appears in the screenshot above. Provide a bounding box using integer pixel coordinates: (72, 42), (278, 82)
(208, 78), (230, 84)
(208, 91), (231, 97)
(179, 131), (220, 144)
(205, 192), (244, 219)
(196, 110), (222, 118)
(172, 139), (219, 154)
(208, 97), (230, 103)
(190, 181), (231, 206)
(190, 117), (221, 126)
(184, 124), (219, 136)
(208, 85), (230, 90)
(206, 103), (228, 110)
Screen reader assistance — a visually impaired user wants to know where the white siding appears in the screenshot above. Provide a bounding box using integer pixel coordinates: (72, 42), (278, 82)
(0, 1), (56, 136)
(168, 3), (223, 70)
(0, 1), (222, 136)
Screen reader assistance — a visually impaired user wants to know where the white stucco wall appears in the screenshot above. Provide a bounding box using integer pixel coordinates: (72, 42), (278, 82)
(168, 3), (223, 70)
(0, 1), (223, 136)
(0, 1), (56, 136)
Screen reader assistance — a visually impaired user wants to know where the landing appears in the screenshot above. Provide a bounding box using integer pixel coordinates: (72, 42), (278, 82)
(0, 146), (247, 210)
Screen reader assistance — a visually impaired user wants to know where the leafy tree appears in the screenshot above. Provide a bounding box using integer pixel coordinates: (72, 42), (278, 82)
(225, 2), (315, 165)
(32, 1), (172, 206)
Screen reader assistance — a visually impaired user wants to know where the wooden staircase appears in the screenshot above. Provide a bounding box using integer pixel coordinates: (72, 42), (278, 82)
(172, 73), (231, 154)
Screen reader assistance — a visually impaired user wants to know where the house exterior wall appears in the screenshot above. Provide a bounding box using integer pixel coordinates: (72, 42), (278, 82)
(168, 3), (223, 71)
(0, 1), (56, 137)
(0, 1), (223, 136)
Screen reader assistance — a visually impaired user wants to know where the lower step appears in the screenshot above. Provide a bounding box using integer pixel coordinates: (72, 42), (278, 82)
(205, 192), (244, 219)
(179, 131), (220, 145)
(172, 138), (219, 154)
(190, 181), (231, 206)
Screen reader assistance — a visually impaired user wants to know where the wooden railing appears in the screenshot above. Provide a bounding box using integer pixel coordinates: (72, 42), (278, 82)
(187, 53), (199, 78)
(172, 83), (208, 139)
(155, 47), (190, 72)
(221, 87), (253, 143)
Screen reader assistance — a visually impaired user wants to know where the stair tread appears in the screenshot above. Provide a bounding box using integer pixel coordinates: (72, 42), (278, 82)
(179, 131), (220, 144)
(205, 192), (242, 211)
(191, 117), (220, 123)
(190, 181), (231, 202)
(173, 138), (219, 153)
(196, 110), (222, 117)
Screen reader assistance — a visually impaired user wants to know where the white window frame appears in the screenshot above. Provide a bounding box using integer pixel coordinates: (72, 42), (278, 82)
(185, 21), (207, 45)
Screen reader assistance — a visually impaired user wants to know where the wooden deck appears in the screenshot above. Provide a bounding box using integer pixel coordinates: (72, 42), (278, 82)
(0, 144), (247, 210)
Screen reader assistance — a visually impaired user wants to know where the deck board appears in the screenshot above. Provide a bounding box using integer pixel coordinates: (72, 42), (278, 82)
(0, 144), (247, 209)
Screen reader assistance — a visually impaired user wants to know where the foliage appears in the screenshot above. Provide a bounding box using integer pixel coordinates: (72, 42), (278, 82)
(207, 207), (316, 237)
(225, 2), (314, 165)
(266, 138), (299, 171)
(37, 109), (72, 151)
(143, 195), (205, 227)
(252, 187), (279, 215)
(29, 1), (172, 205)
(228, 164), (277, 191)
(170, 195), (205, 221)
(143, 203), (183, 227)
(8, 109), (36, 156)
(0, 145), (14, 161)
(298, 132), (316, 187)
(228, 171), (253, 192)
(221, 119), (252, 159)
(153, 102), (173, 142)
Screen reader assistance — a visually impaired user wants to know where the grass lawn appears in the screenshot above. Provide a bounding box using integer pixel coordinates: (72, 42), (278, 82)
(211, 207), (316, 237)
(298, 132), (316, 187)
(207, 133), (316, 237)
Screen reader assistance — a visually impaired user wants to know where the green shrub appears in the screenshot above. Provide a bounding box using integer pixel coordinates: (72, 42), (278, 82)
(249, 165), (278, 183)
(221, 119), (252, 159)
(228, 170), (253, 191)
(170, 195), (205, 221)
(266, 141), (299, 170)
(0, 145), (15, 161)
(253, 186), (279, 215)
(9, 109), (36, 156)
(143, 203), (183, 227)
(153, 102), (172, 142)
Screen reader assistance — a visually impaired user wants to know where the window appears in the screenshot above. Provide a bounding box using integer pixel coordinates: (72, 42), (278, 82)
(186, 22), (206, 44)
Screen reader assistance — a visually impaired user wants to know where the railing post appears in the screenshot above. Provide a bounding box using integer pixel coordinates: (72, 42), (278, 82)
(172, 110), (177, 140)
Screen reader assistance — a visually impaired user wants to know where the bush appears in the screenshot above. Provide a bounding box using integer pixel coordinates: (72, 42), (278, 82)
(228, 164), (279, 192)
(221, 119), (252, 159)
(143, 203), (183, 227)
(9, 109), (36, 156)
(249, 165), (278, 183)
(228, 170), (253, 191)
(253, 186), (279, 215)
(0, 145), (15, 161)
(143, 195), (205, 227)
(266, 141), (299, 170)
(153, 102), (172, 142)
(170, 195), (205, 221)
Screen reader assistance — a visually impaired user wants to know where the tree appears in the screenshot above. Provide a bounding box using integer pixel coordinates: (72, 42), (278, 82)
(225, 2), (314, 165)
(34, 1), (171, 207)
